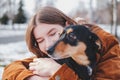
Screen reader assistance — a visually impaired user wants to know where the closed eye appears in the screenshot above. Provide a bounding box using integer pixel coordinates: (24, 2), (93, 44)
(37, 39), (44, 43)
(49, 32), (56, 36)
(48, 29), (58, 37)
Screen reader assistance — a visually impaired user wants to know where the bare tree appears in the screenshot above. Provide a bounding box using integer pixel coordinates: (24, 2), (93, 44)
(34, 0), (56, 11)
(34, 0), (43, 11)
(111, 0), (118, 37)
(89, 0), (94, 23)
(0, 0), (16, 19)
(0, 0), (17, 29)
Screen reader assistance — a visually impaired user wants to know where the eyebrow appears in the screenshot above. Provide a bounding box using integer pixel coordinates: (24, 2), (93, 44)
(47, 28), (56, 35)
(36, 28), (56, 40)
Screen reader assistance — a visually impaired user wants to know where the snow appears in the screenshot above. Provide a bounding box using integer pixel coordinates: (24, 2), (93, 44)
(0, 41), (34, 80)
(98, 24), (120, 38)
(0, 24), (27, 38)
(0, 24), (34, 80)
(0, 24), (119, 80)
(0, 67), (3, 79)
(0, 30), (25, 38)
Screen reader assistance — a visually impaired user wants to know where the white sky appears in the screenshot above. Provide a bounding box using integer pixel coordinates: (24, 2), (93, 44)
(55, 0), (81, 13)
(23, 0), (35, 16)
(23, 0), (96, 16)
(56, 0), (96, 14)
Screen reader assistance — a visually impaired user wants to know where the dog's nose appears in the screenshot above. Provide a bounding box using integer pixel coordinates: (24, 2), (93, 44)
(47, 47), (54, 55)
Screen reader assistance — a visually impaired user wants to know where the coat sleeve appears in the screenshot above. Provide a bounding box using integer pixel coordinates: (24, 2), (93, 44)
(49, 64), (79, 80)
(88, 24), (120, 80)
(2, 58), (79, 80)
(2, 57), (34, 80)
(92, 44), (120, 80)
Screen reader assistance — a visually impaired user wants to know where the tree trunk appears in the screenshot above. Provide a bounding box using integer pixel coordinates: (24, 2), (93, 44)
(89, 0), (94, 23)
(111, 0), (118, 37)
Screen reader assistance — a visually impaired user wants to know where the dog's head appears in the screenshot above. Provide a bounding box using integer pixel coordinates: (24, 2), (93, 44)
(47, 25), (99, 66)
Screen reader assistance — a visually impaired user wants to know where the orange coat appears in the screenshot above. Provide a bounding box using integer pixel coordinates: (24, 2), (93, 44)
(2, 24), (120, 80)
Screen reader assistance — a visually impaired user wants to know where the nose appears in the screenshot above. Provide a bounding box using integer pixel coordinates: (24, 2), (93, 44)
(45, 37), (59, 55)
(47, 40), (59, 55)
(45, 38), (55, 55)
(45, 38), (54, 50)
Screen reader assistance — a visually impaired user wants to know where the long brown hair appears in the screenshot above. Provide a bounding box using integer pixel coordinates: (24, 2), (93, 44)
(26, 6), (77, 57)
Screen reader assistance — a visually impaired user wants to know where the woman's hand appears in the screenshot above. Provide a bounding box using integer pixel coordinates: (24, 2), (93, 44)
(29, 58), (61, 77)
(26, 75), (49, 80)
(74, 17), (88, 25)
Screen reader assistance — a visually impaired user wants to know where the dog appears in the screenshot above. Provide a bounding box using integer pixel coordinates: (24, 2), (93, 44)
(47, 25), (100, 80)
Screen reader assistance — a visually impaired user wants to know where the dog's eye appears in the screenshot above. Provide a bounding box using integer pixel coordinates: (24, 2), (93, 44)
(68, 32), (77, 40)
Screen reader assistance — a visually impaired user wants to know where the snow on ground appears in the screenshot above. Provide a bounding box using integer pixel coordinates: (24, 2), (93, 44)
(0, 24), (119, 79)
(0, 29), (25, 38)
(0, 67), (3, 80)
(0, 24), (27, 30)
(0, 24), (34, 80)
(0, 41), (33, 65)
(0, 24), (27, 38)
(0, 41), (34, 80)
(98, 24), (120, 36)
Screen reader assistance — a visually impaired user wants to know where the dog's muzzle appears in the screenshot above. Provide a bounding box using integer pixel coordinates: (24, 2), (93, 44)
(47, 32), (66, 55)
(47, 46), (54, 55)
(47, 39), (59, 55)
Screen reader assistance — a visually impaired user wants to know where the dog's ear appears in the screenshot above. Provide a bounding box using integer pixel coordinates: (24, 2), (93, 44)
(90, 33), (102, 50)
(88, 32), (100, 52)
(89, 33), (98, 42)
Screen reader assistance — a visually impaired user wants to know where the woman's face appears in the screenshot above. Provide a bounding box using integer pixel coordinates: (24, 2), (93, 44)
(33, 23), (64, 54)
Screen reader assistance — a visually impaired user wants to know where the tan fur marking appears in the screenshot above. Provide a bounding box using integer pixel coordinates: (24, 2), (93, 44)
(66, 28), (73, 34)
(54, 41), (90, 66)
(69, 42), (90, 66)
(95, 40), (101, 50)
(55, 42), (67, 53)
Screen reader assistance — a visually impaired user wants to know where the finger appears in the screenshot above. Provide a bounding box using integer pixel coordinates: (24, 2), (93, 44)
(29, 66), (35, 71)
(29, 62), (37, 66)
(33, 70), (39, 74)
(33, 58), (45, 64)
(33, 58), (40, 62)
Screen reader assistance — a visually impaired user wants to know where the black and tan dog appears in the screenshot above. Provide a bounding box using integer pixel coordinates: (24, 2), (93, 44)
(47, 25), (101, 80)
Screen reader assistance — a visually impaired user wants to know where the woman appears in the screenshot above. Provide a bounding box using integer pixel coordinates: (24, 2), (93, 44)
(2, 6), (120, 80)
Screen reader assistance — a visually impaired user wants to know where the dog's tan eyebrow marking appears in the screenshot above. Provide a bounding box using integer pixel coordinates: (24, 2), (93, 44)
(54, 41), (90, 66)
(66, 28), (73, 34)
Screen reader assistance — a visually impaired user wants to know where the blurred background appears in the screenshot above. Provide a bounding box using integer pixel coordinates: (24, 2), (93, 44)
(0, 0), (120, 79)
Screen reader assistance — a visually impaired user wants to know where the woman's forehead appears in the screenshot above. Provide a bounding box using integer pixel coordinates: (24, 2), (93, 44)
(33, 23), (64, 37)
(34, 23), (63, 32)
